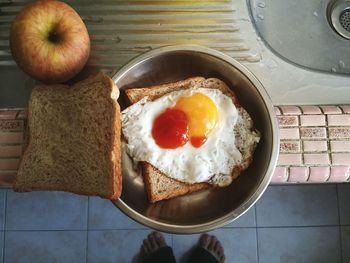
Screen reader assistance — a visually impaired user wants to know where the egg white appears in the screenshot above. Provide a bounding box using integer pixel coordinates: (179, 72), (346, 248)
(121, 88), (243, 184)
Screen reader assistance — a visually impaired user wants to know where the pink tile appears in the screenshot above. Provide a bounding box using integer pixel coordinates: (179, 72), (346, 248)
(300, 115), (325, 126)
(280, 128), (300, 140)
(277, 154), (302, 165)
(277, 115), (299, 127)
(300, 128), (327, 139)
(327, 115), (350, 126)
(277, 116), (299, 127)
(271, 167), (288, 183)
(0, 171), (15, 187)
(328, 128), (350, 139)
(320, 105), (342, 114)
(0, 120), (24, 132)
(300, 105), (322, 114)
(340, 105), (350, 113)
(280, 141), (300, 153)
(329, 166), (349, 182)
(331, 153), (350, 165)
(0, 132), (24, 144)
(0, 145), (22, 158)
(280, 106), (301, 115)
(309, 166), (330, 182)
(289, 167), (309, 182)
(304, 153), (330, 165)
(16, 111), (28, 120)
(303, 140), (328, 152)
(330, 141), (350, 152)
(0, 111), (18, 119)
(274, 107), (282, 116)
(0, 159), (20, 170)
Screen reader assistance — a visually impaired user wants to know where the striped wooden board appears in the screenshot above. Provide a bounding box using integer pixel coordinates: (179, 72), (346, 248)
(0, 0), (260, 72)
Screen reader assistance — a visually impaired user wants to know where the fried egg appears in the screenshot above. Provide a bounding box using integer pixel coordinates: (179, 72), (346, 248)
(121, 88), (259, 184)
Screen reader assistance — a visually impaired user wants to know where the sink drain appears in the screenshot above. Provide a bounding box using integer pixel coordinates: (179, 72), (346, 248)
(340, 9), (350, 31)
(329, 1), (350, 39)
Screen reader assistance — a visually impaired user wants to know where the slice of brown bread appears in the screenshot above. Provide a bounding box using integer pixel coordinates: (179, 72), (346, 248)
(14, 73), (122, 200)
(141, 162), (211, 203)
(124, 77), (206, 104)
(124, 77), (257, 203)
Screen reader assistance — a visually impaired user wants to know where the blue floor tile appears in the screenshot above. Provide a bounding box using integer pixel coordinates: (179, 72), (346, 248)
(224, 205), (256, 228)
(173, 228), (258, 263)
(0, 190), (6, 231)
(4, 231), (86, 263)
(341, 226), (350, 263)
(258, 227), (341, 263)
(87, 230), (172, 263)
(256, 185), (339, 227)
(2, 184), (345, 262)
(6, 190), (88, 230)
(88, 197), (146, 229)
(0, 232), (4, 263)
(338, 184), (350, 225)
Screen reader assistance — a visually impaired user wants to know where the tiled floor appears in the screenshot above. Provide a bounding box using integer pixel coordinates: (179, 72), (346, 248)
(0, 184), (348, 263)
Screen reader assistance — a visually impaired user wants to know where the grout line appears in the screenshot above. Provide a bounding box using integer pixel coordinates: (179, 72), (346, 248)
(86, 196), (90, 230)
(336, 185), (344, 263)
(2, 225), (348, 232)
(83, 226), (280, 231)
(221, 226), (258, 229)
(335, 185), (342, 226)
(3, 229), (90, 232)
(82, 228), (149, 231)
(253, 225), (346, 229)
(325, 113), (333, 182)
(254, 205), (260, 263)
(2, 189), (7, 263)
(86, 197), (90, 263)
(86, 230), (89, 263)
(0, 108), (27, 112)
(171, 233), (174, 252)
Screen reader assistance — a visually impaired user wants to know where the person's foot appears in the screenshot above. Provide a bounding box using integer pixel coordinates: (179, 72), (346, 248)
(198, 233), (225, 263)
(140, 231), (167, 259)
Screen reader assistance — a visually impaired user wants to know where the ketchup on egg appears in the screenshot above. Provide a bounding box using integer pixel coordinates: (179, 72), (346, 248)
(190, 136), (207, 148)
(152, 93), (218, 149)
(152, 108), (189, 149)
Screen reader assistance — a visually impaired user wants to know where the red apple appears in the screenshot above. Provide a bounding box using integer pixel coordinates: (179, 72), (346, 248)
(10, 0), (90, 83)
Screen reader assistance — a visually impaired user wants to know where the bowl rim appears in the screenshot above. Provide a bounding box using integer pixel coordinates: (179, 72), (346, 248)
(112, 44), (279, 234)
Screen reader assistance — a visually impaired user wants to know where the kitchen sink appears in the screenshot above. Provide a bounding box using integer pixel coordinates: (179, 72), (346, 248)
(0, 0), (349, 106)
(248, 0), (350, 75)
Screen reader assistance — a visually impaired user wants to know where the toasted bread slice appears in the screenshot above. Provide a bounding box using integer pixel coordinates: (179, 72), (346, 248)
(124, 77), (206, 104)
(14, 73), (122, 200)
(142, 162), (211, 203)
(124, 77), (257, 203)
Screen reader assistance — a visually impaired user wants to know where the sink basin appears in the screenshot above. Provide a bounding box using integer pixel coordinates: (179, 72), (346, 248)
(248, 0), (350, 75)
(0, 0), (349, 106)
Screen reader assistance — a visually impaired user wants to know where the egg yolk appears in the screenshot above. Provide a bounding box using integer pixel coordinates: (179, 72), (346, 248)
(175, 93), (218, 147)
(152, 93), (218, 149)
(152, 108), (189, 149)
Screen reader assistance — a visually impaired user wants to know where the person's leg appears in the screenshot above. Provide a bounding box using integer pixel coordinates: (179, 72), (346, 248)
(187, 234), (225, 263)
(140, 231), (176, 263)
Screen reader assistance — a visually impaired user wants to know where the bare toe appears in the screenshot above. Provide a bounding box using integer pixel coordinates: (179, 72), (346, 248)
(198, 234), (225, 263)
(141, 239), (151, 255)
(216, 245), (224, 262)
(154, 231), (166, 247)
(208, 236), (218, 251)
(213, 240), (221, 254)
(148, 233), (159, 250)
(140, 231), (167, 259)
(199, 234), (211, 249)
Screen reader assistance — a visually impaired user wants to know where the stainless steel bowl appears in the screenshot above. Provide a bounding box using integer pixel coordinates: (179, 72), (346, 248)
(112, 45), (279, 234)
